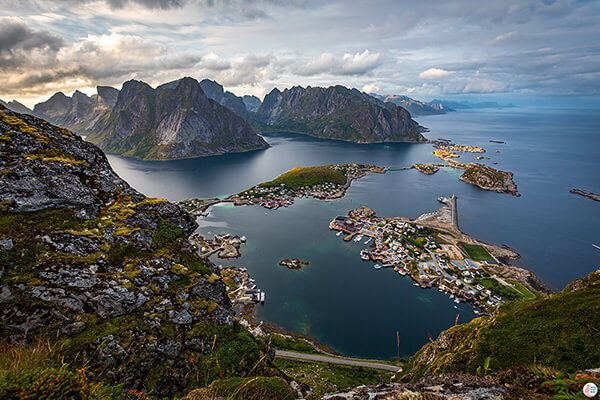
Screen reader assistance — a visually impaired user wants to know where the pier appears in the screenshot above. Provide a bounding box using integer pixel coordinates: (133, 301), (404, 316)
(450, 194), (459, 230)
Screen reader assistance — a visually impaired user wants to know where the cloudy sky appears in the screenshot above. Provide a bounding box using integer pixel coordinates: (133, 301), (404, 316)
(1, 0), (599, 107)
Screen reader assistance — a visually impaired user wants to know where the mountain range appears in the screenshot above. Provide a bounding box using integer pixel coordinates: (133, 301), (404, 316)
(369, 93), (449, 115)
(253, 85), (427, 143)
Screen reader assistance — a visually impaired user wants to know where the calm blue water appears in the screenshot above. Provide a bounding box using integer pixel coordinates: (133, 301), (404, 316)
(107, 107), (600, 359)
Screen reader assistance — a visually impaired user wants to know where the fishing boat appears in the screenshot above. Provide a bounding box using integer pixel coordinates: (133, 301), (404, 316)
(374, 264), (382, 270)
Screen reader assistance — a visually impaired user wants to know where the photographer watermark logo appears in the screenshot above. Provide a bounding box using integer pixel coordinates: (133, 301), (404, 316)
(583, 382), (598, 398)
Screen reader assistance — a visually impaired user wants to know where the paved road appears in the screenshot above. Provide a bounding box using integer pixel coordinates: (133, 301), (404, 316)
(274, 350), (402, 372)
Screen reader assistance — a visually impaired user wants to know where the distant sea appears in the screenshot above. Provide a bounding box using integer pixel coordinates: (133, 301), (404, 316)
(107, 107), (600, 359)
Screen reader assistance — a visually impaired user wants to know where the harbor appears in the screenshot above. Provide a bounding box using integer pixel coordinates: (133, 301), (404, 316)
(328, 199), (541, 313)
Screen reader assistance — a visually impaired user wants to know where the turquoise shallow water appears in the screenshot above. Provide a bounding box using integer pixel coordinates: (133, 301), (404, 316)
(107, 107), (600, 359)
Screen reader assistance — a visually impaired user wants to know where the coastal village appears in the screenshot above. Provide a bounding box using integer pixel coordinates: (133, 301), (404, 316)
(177, 163), (387, 213)
(230, 163), (386, 209)
(179, 161), (534, 326)
(328, 200), (538, 314)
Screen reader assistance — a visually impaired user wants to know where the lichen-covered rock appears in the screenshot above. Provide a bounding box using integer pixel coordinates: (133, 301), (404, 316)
(0, 105), (270, 397)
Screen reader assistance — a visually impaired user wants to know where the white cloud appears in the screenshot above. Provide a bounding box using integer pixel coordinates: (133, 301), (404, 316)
(361, 83), (379, 93)
(340, 50), (380, 75)
(419, 68), (452, 79)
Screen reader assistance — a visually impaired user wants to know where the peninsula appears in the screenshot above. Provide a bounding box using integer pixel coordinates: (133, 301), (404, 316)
(179, 163), (386, 213)
(329, 199), (546, 313)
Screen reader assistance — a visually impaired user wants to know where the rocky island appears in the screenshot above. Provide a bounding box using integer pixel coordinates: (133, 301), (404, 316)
(459, 164), (519, 196)
(279, 258), (310, 270)
(411, 163), (441, 175)
(570, 188), (600, 202)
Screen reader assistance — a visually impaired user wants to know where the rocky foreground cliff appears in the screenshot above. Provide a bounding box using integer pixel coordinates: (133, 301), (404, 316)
(254, 85), (427, 143)
(0, 104), (278, 397)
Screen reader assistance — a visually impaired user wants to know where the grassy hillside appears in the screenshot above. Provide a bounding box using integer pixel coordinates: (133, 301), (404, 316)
(403, 269), (600, 381)
(260, 166), (347, 189)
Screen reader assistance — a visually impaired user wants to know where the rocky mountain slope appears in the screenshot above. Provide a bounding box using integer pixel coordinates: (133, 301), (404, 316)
(0, 104), (275, 396)
(370, 93), (446, 115)
(0, 99), (34, 115)
(33, 87), (119, 133)
(243, 94), (262, 112)
(199, 79), (249, 120)
(86, 77), (268, 160)
(254, 85), (427, 143)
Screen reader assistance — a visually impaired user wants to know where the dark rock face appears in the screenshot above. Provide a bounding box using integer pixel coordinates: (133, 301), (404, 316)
(0, 107), (134, 216)
(256, 85), (427, 143)
(243, 95), (262, 112)
(0, 104), (252, 395)
(199, 79), (249, 120)
(87, 77), (268, 159)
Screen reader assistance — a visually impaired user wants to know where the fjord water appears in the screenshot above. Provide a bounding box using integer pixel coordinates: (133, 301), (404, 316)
(107, 107), (600, 359)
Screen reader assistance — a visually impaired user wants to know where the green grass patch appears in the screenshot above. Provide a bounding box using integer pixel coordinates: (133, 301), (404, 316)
(266, 334), (320, 354)
(475, 278), (522, 301)
(460, 243), (494, 262)
(260, 166), (346, 189)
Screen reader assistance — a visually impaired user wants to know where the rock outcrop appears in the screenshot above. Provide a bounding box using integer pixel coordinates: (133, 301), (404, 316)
(459, 165), (519, 196)
(87, 77), (269, 159)
(0, 104), (270, 396)
(255, 85), (427, 143)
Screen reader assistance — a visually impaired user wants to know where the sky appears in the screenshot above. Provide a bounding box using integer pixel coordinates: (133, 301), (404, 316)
(1, 0), (599, 108)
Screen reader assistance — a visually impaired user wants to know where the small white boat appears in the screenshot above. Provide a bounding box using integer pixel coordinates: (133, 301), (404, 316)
(374, 264), (382, 270)
(413, 283), (419, 287)
(360, 250), (370, 260)
(354, 234), (363, 242)
(240, 236), (247, 242)
(454, 298), (460, 303)
(364, 237), (372, 244)
(336, 231), (342, 236)
(260, 292), (265, 304)
(450, 294), (454, 299)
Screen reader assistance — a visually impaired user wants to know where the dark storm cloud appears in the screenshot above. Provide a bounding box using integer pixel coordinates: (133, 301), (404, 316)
(0, 17), (64, 55)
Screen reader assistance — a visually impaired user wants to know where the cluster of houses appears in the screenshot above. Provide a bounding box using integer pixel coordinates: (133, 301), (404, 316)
(330, 209), (513, 312)
(234, 181), (347, 210)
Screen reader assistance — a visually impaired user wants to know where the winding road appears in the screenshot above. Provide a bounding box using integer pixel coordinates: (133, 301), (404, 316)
(274, 350), (402, 372)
